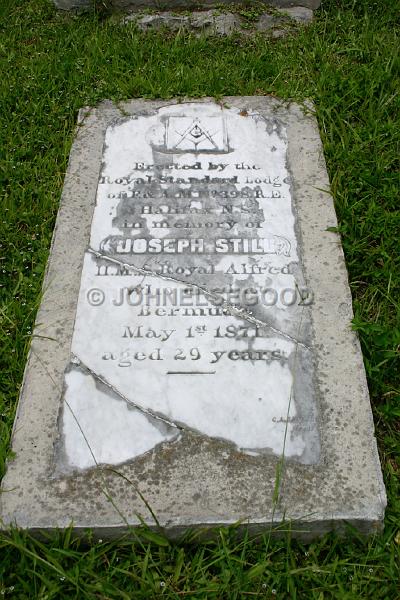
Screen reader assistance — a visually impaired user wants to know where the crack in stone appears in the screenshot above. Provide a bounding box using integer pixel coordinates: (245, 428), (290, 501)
(87, 247), (311, 350)
(71, 353), (205, 436)
(69, 354), (283, 459)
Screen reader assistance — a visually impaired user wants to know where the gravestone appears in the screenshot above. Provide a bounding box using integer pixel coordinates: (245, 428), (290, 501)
(0, 98), (386, 539)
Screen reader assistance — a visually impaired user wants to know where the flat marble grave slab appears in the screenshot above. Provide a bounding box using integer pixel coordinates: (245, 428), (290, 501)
(1, 98), (386, 539)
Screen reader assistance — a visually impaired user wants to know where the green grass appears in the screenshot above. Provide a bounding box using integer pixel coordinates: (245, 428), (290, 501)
(0, 0), (399, 596)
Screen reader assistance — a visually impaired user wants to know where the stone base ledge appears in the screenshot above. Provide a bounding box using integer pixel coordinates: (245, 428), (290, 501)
(54, 0), (320, 14)
(123, 7), (313, 36)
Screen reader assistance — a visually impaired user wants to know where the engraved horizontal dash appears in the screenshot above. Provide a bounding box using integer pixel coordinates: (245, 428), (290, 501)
(167, 371), (216, 375)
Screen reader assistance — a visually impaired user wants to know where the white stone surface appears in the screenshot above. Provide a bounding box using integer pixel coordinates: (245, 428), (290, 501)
(60, 103), (318, 469)
(62, 369), (179, 469)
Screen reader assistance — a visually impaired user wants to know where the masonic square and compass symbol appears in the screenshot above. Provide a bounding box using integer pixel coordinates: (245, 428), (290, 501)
(163, 115), (231, 153)
(173, 118), (218, 151)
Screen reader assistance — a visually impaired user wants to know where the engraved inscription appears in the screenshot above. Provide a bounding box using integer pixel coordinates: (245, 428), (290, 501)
(58, 102), (319, 471)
